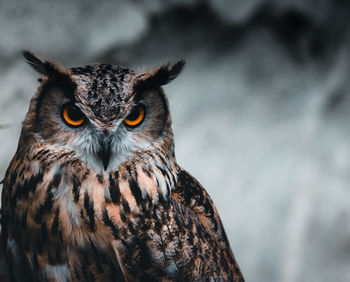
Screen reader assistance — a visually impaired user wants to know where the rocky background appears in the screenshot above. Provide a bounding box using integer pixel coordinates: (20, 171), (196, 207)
(1, 0), (350, 281)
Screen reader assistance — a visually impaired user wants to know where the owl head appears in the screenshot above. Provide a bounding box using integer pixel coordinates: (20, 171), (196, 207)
(20, 51), (184, 172)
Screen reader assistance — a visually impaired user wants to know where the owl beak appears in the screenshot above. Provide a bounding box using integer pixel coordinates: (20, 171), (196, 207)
(98, 137), (112, 170)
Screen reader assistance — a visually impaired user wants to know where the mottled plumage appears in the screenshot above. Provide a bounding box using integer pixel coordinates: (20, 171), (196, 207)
(1, 52), (244, 281)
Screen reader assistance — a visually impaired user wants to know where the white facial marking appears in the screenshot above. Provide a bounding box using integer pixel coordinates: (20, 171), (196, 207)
(68, 124), (138, 173)
(52, 180), (80, 229)
(164, 261), (178, 276)
(153, 168), (169, 198)
(7, 238), (19, 254)
(112, 241), (127, 280)
(30, 160), (41, 175)
(44, 264), (71, 282)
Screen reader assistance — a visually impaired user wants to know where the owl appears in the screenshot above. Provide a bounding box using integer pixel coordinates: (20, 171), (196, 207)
(1, 51), (244, 281)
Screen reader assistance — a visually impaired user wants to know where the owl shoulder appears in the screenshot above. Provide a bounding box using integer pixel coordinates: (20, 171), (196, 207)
(171, 168), (228, 243)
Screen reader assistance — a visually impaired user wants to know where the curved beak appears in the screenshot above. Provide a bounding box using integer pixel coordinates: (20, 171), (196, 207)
(97, 135), (112, 170)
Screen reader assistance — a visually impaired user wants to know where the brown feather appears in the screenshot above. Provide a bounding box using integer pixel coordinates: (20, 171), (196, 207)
(1, 57), (243, 281)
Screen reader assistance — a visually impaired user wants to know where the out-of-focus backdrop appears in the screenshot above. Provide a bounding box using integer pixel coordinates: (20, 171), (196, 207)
(1, 1), (350, 281)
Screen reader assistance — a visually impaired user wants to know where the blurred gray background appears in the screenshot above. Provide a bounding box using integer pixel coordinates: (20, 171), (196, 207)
(1, 0), (350, 281)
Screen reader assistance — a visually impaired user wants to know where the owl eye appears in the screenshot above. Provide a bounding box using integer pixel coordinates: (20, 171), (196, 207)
(124, 105), (145, 127)
(61, 103), (86, 127)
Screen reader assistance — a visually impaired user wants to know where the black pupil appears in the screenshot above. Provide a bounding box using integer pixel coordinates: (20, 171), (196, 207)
(68, 105), (83, 121)
(127, 106), (141, 121)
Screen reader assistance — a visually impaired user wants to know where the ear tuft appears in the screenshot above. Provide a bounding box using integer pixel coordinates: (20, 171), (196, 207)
(22, 51), (63, 78)
(23, 51), (77, 100)
(23, 51), (47, 75)
(166, 60), (185, 84)
(134, 60), (185, 92)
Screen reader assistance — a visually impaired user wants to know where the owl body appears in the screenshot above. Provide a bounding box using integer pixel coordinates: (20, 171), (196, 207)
(1, 53), (244, 281)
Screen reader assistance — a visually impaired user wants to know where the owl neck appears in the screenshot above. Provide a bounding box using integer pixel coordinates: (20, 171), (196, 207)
(24, 132), (179, 213)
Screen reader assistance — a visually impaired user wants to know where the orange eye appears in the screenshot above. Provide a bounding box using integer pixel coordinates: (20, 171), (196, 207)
(61, 103), (86, 127)
(124, 105), (145, 127)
